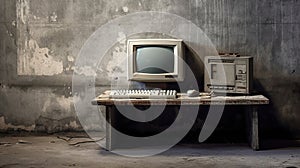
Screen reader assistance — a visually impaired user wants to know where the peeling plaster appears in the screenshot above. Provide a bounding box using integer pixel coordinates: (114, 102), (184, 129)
(122, 6), (129, 13)
(17, 1), (63, 76)
(0, 117), (35, 131)
(67, 56), (74, 62)
(65, 121), (79, 129)
(74, 66), (96, 76)
(66, 56), (75, 71)
(12, 20), (16, 27)
(105, 32), (127, 78)
(42, 95), (72, 121)
(65, 66), (75, 71)
(33, 15), (40, 20)
(49, 12), (58, 22)
(17, 0), (30, 25)
(6, 30), (13, 37)
(19, 39), (63, 75)
(32, 93), (82, 132)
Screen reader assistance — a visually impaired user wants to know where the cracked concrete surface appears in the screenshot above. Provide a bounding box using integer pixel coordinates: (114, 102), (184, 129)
(0, 133), (300, 168)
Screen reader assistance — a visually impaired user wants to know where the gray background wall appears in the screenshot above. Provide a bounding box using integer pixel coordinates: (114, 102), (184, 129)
(0, 0), (299, 139)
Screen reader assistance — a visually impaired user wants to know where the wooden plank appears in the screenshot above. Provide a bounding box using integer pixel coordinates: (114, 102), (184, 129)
(105, 106), (114, 150)
(92, 91), (269, 106)
(251, 106), (260, 150)
(246, 106), (260, 150)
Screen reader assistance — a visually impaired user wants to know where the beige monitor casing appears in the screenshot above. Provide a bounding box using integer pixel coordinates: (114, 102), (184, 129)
(127, 39), (184, 82)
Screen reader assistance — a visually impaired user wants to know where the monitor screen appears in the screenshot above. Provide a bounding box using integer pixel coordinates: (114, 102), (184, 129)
(135, 46), (175, 74)
(127, 39), (184, 82)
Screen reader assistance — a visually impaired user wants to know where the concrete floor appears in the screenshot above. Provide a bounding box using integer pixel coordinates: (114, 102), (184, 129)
(0, 133), (299, 168)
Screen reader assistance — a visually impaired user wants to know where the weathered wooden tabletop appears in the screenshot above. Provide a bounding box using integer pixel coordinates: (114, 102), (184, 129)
(92, 91), (269, 106)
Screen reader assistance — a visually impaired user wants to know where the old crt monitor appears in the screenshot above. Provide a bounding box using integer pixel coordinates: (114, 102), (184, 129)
(127, 39), (184, 82)
(204, 56), (253, 94)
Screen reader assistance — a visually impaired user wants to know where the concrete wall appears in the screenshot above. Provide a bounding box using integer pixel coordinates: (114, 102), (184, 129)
(0, 0), (299, 138)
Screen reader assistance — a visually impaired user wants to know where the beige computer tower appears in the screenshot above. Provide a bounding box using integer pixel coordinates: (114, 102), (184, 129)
(204, 56), (253, 94)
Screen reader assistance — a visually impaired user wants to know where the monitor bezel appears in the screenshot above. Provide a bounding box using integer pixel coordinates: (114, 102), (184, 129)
(127, 39), (184, 82)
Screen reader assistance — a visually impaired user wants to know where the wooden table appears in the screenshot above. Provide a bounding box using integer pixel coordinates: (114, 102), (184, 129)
(92, 91), (269, 151)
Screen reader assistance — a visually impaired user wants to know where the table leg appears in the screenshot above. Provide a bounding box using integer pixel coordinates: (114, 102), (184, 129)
(105, 105), (115, 151)
(247, 106), (260, 150)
